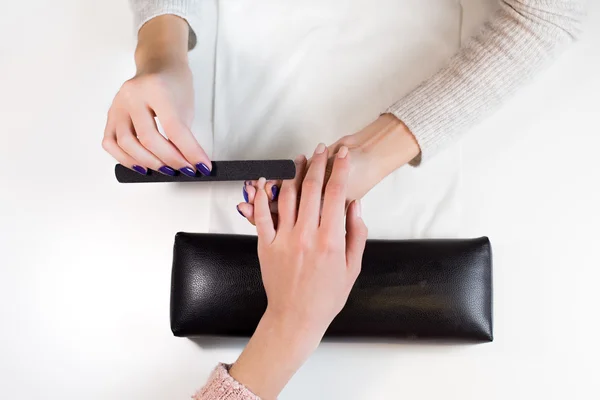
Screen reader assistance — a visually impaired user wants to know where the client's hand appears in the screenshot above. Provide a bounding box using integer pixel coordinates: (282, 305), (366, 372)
(228, 144), (368, 399)
(237, 113), (420, 225)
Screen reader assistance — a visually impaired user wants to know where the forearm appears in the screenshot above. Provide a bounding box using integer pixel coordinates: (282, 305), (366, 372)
(229, 310), (325, 399)
(134, 15), (190, 73)
(387, 0), (587, 163)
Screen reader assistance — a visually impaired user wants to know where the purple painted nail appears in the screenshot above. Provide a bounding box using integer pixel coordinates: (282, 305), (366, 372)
(243, 186), (249, 203)
(237, 205), (244, 216)
(158, 166), (176, 176)
(179, 167), (196, 177)
(271, 185), (279, 200)
(132, 165), (147, 175)
(196, 162), (211, 176)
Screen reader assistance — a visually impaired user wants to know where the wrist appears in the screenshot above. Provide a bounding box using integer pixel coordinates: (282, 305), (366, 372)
(134, 15), (190, 75)
(229, 310), (324, 399)
(354, 113), (420, 177)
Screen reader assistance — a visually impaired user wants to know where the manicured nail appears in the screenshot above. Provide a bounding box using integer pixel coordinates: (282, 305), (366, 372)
(179, 167), (196, 177)
(271, 185), (279, 200)
(314, 143), (326, 154)
(236, 205), (244, 217)
(132, 165), (147, 175)
(257, 177), (267, 189)
(242, 186), (249, 203)
(196, 162), (211, 176)
(158, 166), (176, 176)
(294, 154), (306, 164)
(337, 146), (349, 159)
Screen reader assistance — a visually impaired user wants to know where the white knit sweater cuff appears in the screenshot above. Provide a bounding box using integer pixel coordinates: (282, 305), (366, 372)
(386, 80), (452, 165)
(131, 0), (199, 50)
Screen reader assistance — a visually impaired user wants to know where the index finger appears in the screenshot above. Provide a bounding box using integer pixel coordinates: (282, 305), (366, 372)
(319, 146), (351, 236)
(151, 96), (212, 175)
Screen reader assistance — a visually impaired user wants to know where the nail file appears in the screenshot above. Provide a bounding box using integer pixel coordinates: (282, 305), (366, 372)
(115, 160), (296, 183)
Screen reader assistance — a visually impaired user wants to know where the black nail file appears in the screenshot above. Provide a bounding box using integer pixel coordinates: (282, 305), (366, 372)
(115, 160), (296, 183)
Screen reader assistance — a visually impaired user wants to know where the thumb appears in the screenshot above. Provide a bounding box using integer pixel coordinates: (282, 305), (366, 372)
(345, 200), (368, 275)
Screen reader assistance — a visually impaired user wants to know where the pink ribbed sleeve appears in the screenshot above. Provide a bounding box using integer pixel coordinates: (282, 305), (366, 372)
(193, 364), (261, 400)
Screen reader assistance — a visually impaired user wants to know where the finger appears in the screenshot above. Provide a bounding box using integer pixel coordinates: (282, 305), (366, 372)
(102, 132), (147, 175)
(278, 155), (307, 230)
(243, 184), (256, 204)
(237, 202), (255, 226)
(320, 146), (351, 236)
(265, 180), (282, 201)
(237, 202), (278, 226)
(254, 178), (276, 244)
(345, 200), (368, 275)
(297, 143), (328, 229)
(129, 104), (193, 175)
(115, 118), (165, 172)
(152, 100), (212, 175)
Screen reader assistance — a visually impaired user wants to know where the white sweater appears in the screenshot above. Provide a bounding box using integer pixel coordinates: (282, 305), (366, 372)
(129, 0), (587, 163)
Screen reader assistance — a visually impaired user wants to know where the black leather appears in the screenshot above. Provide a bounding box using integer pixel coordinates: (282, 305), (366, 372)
(115, 160), (295, 183)
(170, 233), (493, 342)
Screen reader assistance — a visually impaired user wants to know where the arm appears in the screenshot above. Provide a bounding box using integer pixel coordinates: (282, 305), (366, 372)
(239, 1), (588, 216)
(196, 148), (367, 399)
(129, 0), (200, 49)
(103, 5), (213, 177)
(386, 0), (588, 164)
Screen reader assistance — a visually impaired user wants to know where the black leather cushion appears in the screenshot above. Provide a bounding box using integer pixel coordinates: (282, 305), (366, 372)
(170, 233), (493, 342)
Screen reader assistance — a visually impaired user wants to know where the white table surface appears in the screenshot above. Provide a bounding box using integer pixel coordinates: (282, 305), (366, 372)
(1, 1), (599, 399)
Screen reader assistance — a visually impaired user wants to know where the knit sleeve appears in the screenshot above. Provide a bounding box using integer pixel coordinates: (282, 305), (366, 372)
(128, 0), (200, 49)
(387, 0), (587, 164)
(193, 364), (261, 400)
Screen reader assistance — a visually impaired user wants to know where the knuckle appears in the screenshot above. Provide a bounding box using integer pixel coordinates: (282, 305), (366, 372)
(325, 182), (345, 199)
(279, 185), (295, 200)
(302, 178), (322, 194)
(296, 230), (313, 250)
(137, 130), (153, 147)
(115, 132), (131, 148)
(101, 137), (114, 152)
(320, 235), (341, 253)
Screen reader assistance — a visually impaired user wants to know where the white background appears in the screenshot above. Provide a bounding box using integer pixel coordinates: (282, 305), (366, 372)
(1, 1), (599, 399)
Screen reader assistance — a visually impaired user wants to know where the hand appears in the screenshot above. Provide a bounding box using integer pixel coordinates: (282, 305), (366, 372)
(237, 113), (420, 223)
(101, 15), (211, 177)
(229, 144), (368, 399)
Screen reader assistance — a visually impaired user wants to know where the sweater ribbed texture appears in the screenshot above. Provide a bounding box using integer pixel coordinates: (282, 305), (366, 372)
(129, 0), (586, 163)
(129, 0), (199, 49)
(387, 0), (587, 163)
(193, 364), (260, 400)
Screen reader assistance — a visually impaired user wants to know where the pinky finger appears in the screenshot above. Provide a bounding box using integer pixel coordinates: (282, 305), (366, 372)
(237, 202), (255, 226)
(101, 135), (146, 175)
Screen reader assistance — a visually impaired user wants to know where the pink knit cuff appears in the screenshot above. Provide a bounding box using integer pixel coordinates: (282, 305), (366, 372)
(193, 364), (261, 400)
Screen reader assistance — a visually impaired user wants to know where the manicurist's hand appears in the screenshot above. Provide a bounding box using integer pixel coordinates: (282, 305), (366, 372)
(228, 144), (368, 399)
(102, 15), (211, 177)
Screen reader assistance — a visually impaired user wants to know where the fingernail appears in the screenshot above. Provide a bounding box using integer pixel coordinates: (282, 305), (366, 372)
(179, 167), (196, 177)
(314, 143), (326, 154)
(356, 199), (362, 217)
(132, 165), (147, 175)
(294, 154), (306, 164)
(337, 146), (349, 159)
(271, 185), (279, 200)
(258, 177), (267, 188)
(243, 186), (249, 203)
(196, 162), (211, 176)
(236, 205), (244, 217)
(158, 166), (176, 176)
